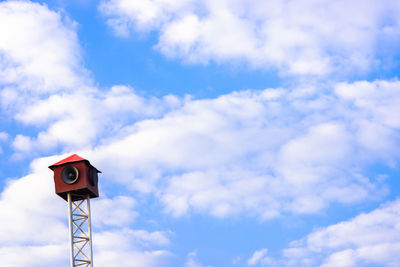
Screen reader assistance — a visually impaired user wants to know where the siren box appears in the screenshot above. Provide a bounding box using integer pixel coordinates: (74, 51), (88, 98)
(49, 154), (100, 201)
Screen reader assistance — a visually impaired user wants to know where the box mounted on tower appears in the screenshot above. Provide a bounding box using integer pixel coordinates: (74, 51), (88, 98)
(49, 154), (101, 201)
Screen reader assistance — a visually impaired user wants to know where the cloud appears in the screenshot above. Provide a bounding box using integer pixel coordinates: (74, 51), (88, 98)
(12, 134), (33, 153)
(99, 0), (400, 75)
(0, 244), (68, 267)
(281, 198), (400, 267)
(0, 0), (89, 93)
(246, 248), (277, 266)
(0, 1), (187, 159)
(335, 80), (400, 162)
(82, 79), (399, 219)
(9, 85), (186, 156)
(3, 1), (399, 221)
(184, 251), (211, 267)
(0, 0), (93, 155)
(4, 2), (400, 217)
(94, 228), (172, 267)
(7, 77), (389, 220)
(0, 131), (8, 142)
(0, 1), (182, 157)
(247, 248), (268, 265)
(0, 157), (67, 246)
(92, 195), (138, 228)
(2, 1), (400, 267)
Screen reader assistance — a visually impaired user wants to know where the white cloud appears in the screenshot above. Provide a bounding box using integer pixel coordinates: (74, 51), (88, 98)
(247, 248), (268, 265)
(9, 86), (186, 156)
(12, 134), (33, 153)
(0, 244), (68, 267)
(0, 1), (89, 93)
(0, 131), (8, 142)
(94, 228), (172, 267)
(0, 157), (67, 245)
(92, 195), (138, 228)
(99, 0), (400, 75)
(335, 80), (400, 162)
(246, 248), (276, 266)
(3, 2), (398, 221)
(3, 1), (400, 266)
(2, 4), (400, 266)
(282, 198), (400, 267)
(184, 251), (211, 267)
(0, 1), (180, 157)
(0, 0), (94, 154)
(5, 42), (400, 221)
(82, 80), (400, 219)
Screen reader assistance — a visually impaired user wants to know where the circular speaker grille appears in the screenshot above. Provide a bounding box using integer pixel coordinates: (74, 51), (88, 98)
(61, 165), (79, 184)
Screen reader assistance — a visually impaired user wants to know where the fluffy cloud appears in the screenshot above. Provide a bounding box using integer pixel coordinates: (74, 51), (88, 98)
(92, 195), (138, 228)
(2, 1), (399, 222)
(0, 1), (187, 155)
(0, 0), (91, 155)
(99, 0), (400, 75)
(0, 131), (8, 142)
(281, 198), (400, 267)
(0, 0), (89, 93)
(10, 86), (185, 155)
(0, 244), (68, 267)
(0, 157), (66, 246)
(335, 80), (400, 160)
(247, 248), (268, 265)
(79, 79), (399, 219)
(184, 251), (211, 267)
(4, 3), (400, 219)
(0, 1), (169, 155)
(94, 228), (172, 267)
(0, 3), (185, 155)
(12, 78), (394, 221)
(3, 1), (400, 267)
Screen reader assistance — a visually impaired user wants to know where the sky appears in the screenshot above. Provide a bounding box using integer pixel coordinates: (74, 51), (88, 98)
(0, 0), (400, 266)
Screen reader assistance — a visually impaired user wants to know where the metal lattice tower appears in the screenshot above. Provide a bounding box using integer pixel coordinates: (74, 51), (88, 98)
(67, 193), (94, 267)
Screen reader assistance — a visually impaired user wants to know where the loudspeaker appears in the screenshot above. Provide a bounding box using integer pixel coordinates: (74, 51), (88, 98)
(61, 165), (79, 184)
(49, 154), (101, 201)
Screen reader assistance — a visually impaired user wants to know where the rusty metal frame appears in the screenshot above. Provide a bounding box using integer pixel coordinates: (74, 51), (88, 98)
(68, 193), (94, 267)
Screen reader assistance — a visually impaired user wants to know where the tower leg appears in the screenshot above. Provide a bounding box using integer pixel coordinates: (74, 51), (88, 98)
(67, 193), (94, 267)
(87, 195), (94, 266)
(68, 193), (74, 267)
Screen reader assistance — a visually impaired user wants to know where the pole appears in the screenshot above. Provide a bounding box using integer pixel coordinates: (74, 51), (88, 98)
(87, 195), (94, 266)
(67, 192), (74, 267)
(67, 194), (93, 267)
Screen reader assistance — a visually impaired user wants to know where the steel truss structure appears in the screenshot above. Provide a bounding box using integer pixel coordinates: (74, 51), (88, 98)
(67, 193), (94, 267)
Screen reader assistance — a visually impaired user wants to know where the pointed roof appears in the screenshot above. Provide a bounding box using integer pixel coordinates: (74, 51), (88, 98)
(48, 154), (101, 172)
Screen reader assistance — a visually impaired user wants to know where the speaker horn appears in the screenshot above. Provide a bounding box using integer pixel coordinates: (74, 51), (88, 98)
(61, 165), (79, 184)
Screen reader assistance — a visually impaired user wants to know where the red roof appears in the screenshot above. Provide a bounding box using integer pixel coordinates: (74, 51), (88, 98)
(49, 154), (100, 172)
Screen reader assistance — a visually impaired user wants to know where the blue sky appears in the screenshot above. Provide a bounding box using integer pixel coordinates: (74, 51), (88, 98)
(1, 0), (400, 266)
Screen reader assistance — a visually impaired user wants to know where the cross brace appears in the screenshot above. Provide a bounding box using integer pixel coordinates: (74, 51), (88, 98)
(67, 193), (94, 267)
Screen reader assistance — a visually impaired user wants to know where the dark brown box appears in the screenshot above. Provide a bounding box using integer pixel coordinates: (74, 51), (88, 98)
(49, 154), (100, 201)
